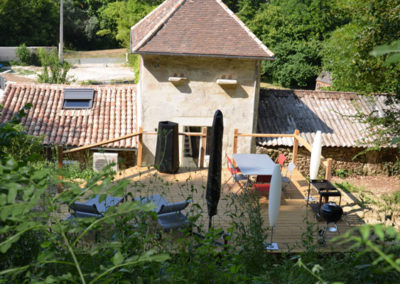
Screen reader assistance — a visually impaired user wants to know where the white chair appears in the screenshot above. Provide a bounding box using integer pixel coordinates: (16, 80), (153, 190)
(282, 162), (296, 190)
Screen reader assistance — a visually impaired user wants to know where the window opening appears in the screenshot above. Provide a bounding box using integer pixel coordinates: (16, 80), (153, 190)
(63, 88), (94, 109)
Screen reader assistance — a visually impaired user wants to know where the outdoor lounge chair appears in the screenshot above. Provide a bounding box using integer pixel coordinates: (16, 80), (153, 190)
(136, 194), (192, 231)
(67, 195), (124, 220)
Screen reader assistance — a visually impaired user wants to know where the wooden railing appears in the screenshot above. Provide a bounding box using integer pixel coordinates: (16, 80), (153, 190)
(57, 126), (208, 191)
(233, 128), (333, 181)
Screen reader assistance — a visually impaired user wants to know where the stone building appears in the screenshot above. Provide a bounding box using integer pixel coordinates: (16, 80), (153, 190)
(130, 0), (274, 166)
(257, 89), (398, 175)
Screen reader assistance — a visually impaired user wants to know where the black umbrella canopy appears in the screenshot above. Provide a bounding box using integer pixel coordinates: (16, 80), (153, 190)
(206, 110), (224, 229)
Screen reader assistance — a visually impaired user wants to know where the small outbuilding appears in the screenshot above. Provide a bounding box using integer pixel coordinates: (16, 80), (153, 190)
(130, 0), (274, 166)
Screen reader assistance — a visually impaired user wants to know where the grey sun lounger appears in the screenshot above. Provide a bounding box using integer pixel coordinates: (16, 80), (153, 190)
(135, 194), (192, 231)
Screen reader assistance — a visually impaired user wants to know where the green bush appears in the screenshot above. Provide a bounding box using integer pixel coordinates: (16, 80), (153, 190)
(37, 48), (71, 84)
(15, 44), (40, 66)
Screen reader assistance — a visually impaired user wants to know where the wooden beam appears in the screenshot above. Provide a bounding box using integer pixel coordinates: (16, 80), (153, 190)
(137, 126), (143, 168)
(199, 127), (207, 168)
(325, 158), (333, 181)
(294, 135), (313, 153)
(179, 132), (207, 137)
(233, 129), (238, 154)
(64, 131), (142, 154)
(292, 129), (299, 164)
(237, 133), (295, 138)
(57, 145), (63, 193)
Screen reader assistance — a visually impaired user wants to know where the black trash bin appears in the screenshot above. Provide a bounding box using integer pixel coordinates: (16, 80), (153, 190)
(154, 121), (179, 173)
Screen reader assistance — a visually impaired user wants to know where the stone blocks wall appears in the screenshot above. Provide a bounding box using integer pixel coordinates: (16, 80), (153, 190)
(256, 145), (398, 177)
(0, 46), (57, 61)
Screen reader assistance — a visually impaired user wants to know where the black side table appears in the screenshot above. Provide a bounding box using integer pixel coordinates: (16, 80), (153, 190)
(307, 179), (341, 209)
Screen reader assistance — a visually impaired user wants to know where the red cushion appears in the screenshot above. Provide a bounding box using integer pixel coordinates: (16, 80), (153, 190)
(253, 184), (270, 192)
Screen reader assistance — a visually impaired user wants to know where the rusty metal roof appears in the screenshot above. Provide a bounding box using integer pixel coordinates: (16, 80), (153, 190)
(257, 89), (391, 148)
(0, 83), (138, 149)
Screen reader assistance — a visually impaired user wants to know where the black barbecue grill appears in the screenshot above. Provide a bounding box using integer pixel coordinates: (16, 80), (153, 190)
(307, 179), (342, 219)
(318, 202), (343, 245)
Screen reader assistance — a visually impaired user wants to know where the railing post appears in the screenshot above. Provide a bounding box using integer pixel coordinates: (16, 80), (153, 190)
(137, 126), (143, 168)
(325, 158), (333, 181)
(57, 145), (63, 193)
(200, 127), (207, 168)
(292, 129), (299, 164)
(233, 128), (238, 154)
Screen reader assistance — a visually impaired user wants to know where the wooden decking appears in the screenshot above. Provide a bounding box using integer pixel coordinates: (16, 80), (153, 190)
(117, 166), (365, 252)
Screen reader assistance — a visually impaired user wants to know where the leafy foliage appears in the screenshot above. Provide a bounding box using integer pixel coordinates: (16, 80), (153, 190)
(0, 0), (59, 46)
(37, 48), (71, 84)
(322, 0), (400, 94)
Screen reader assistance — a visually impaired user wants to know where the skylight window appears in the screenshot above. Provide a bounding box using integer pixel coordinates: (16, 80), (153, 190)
(63, 88), (94, 109)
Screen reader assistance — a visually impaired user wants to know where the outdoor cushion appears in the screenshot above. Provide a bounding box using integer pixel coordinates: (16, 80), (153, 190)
(70, 202), (101, 215)
(157, 200), (191, 215)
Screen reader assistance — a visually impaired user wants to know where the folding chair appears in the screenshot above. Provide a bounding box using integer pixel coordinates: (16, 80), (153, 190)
(226, 154), (247, 190)
(276, 153), (287, 168)
(282, 162), (296, 190)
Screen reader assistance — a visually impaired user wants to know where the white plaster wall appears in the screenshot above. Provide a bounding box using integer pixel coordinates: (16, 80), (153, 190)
(139, 55), (259, 165)
(0, 46), (57, 61)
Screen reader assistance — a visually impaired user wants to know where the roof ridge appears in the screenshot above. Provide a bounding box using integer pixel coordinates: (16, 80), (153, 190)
(215, 0), (274, 58)
(130, 0), (185, 53)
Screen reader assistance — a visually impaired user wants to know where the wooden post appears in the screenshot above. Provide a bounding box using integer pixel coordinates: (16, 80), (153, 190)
(325, 158), (333, 181)
(199, 127), (207, 168)
(233, 128), (238, 154)
(292, 129), (299, 164)
(137, 126), (143, 168)
(57, 145), (63, 193)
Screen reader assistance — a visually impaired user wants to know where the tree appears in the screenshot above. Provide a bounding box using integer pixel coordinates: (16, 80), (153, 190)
(243, 0), (348, 89)
(97, 0), (161, 48)
(0, 0), (59, 46)
(322, 0), (400, 93)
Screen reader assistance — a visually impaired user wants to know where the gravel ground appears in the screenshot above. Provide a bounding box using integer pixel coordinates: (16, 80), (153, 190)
(2, 63), (135, 85)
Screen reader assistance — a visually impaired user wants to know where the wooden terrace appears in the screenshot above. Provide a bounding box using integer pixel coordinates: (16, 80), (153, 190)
(58, 128), (366, 252)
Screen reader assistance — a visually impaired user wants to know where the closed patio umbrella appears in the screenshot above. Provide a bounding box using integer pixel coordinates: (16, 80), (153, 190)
(266, 163), (282, 250)
(310, 130), (322, 180)
(206, 110), (224, 230)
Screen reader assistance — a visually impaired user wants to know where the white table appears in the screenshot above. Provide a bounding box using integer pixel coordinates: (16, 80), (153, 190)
(232, 153), (276, 176)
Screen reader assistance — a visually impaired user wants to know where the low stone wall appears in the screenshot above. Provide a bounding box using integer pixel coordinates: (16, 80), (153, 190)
(256, 145), (398, 177)
(0, 46), (57, 61)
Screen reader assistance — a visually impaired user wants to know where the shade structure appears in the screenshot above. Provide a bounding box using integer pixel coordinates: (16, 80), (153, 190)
(206, 110), (224, 229)
(268, 164), (282, 227)
(310, 130), (322, 180)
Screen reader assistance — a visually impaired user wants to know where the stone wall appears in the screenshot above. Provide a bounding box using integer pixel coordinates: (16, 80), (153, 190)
(139, 54), (261, 166)
(256, 145), (398, 177)
(0, 46), (57, 61)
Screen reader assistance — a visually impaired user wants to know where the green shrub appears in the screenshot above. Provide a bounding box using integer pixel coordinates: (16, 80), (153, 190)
(37, 48), (71, 84)
(128, 53), (140, 84)
(15, 44), (40, 66)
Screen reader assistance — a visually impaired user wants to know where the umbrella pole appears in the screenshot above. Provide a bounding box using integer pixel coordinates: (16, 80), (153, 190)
(208, 217), (212, 230)
(270, 226), (274, 244)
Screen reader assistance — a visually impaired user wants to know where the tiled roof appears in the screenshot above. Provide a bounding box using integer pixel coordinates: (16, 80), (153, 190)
(257, 89), (391, 148)
(0, 83), (137, 149)
(131, 0), (274, 59)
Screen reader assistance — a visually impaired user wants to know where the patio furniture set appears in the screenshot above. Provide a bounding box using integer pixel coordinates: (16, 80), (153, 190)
(227, 153), (295, 194)
(67, 194), (192, 232)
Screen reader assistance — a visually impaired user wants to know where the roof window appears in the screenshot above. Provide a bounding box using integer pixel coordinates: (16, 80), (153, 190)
(63, 88), (94, 109)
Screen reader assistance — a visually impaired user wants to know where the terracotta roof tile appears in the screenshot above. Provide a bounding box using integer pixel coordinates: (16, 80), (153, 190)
(131, 0), (273, 59)
(0, 83), (138, 149)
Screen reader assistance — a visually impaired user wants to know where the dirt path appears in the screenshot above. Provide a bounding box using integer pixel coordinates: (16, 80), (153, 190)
(332, 175), (400, 195)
